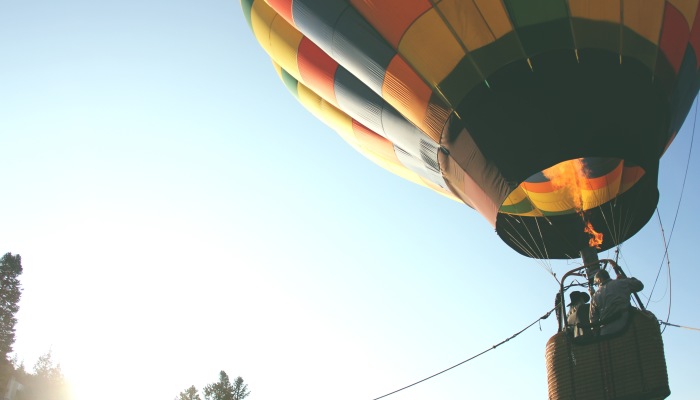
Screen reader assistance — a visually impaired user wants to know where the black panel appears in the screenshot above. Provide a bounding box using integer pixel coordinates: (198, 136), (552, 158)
(571, 19), (620, 53)
(515, 19), (575, 56)
(445, 48), (680, 258)
(452, 49), (668, 184)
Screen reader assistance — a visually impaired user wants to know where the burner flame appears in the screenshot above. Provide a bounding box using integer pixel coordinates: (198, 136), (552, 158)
(543, 159), (604, 248)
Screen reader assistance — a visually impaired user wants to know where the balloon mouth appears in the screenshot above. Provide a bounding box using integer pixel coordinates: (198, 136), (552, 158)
(495, 157), (658, 259)
(498, 157), (645, 218)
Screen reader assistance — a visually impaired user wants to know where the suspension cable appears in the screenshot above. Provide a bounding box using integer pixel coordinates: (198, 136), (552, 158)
(659, 320), (700, 332)
(646, 210), (672, 306)
(646, 97), (697, 308)
(370, 307), (555, 400)
(502, 217), (556, 279)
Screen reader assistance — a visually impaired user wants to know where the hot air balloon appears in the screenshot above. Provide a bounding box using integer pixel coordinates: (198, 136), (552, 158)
(240, 1), (700, 399)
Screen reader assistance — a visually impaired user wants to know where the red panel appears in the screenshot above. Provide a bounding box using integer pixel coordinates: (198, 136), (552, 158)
(581, 163), (622, 190)
(659, 3), (691, 74)
(689, 1), (700, 69)
(352, 120), (398, 163)
(662, 130), (678, 155)
(621, 166), (645, 186)
(266, 0), (294, 26)
(349, 0), (431, 48)
(297, 37), (339, 105)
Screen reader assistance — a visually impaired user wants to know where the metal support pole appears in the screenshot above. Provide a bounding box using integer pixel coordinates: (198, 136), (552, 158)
(580, 247), (600, 294)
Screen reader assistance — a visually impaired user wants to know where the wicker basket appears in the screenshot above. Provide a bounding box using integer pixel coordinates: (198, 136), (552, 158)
(545, 309), (670, 400)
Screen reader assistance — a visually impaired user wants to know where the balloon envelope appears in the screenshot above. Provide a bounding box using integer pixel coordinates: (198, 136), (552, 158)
(242, 0), (700, 259)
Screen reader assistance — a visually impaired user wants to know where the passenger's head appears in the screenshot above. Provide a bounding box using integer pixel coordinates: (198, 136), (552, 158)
(569, 291), (590, 305)
(594, 269), (611, 286)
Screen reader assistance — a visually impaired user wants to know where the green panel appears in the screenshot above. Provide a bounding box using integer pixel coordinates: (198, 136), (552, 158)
(621, 27), (659, 73)
(571, 18), (620, 53)
(654, 47), (676, 99)
(516, 19), (575, 56)
(437, 56), (484, 106)
(541, 209), (577, 217)
(504, 0), (568, 28)
(471, 32), (523, 79)
(280, 68), (299, 98)
(241, 0), (254, 29)
(499, 198), (535, 214)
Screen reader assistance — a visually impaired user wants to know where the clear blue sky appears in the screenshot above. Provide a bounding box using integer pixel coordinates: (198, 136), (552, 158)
(1, 1), (698, 399)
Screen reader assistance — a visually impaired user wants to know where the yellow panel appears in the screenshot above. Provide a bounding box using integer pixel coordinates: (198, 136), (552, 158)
(269, 16), (303, 81)
(250, 0), (277, 55)
(296, 84), (357, 146)
(624, 0), (665, 44)
(669, 0), (700, 27)
(438, 0), (495, 51)
(525, 189), (576, 213)
(473, 0), (513, 39)
(581, 172), (621, 210)
(581, 186), (616, 210)
(525, 181), (621, 213)
(366, 153), (435, 190)
(398, 9), (465, 85)
(502, 186), (529, 205)
(569, 0), (621, 23)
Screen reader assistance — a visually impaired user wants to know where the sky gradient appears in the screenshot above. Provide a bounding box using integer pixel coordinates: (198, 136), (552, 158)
(1, 2), (699, 399)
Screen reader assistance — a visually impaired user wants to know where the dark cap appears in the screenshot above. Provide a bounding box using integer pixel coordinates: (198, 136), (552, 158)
(568, 291), (590, 305)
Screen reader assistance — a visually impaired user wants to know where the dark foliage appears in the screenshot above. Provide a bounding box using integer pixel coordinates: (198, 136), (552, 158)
(176, 385), (202, 400)
(202, 371), (250, 400)
(0, 253), (23, 360)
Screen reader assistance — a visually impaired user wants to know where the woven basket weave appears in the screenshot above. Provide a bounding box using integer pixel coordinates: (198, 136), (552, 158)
(545, 309), (670, 400)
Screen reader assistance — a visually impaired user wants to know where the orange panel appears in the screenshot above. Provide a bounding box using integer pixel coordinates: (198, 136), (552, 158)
(383, 55), (432, 134)
(521, 180), (556, 193)
(350, 0), (432, 48)
(266, 0), (294, 26)
(581, 162), (623, 191)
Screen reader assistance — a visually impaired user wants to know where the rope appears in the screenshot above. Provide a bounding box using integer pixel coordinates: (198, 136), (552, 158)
(646, 97), (697, 308)
(659, 321), (700, 332)
(502, 217), (556, 279)
(370, 308), (556, 400)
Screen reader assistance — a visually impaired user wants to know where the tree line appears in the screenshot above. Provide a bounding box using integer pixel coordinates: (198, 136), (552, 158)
(0, 252), (70, 399)
(176, 370), (250, 400)
(1, 252), (251, 399)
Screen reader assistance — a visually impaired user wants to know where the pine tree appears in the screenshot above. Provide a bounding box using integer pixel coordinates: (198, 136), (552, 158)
(203, 371), (250, 400)
(15, 350), (70, 400)
(203, 371), (234, 400)
(0, 253), (23, 360)
(176, 385), (202, 400)
(231, 376), (250, 400)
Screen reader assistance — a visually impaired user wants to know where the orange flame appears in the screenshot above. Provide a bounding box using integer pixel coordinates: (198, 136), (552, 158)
(584, 220), (604, 249)
(542, 159), (604, 248)
(542, 159), (588, 210)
